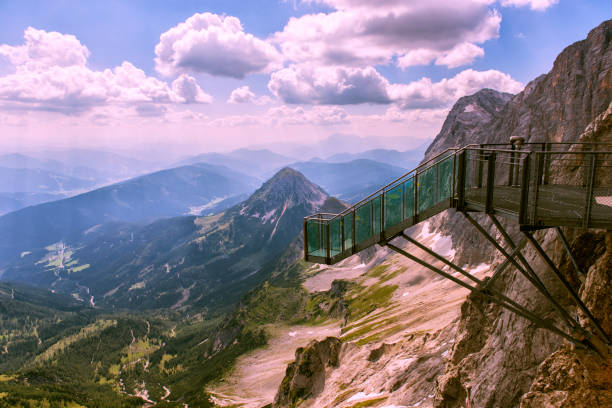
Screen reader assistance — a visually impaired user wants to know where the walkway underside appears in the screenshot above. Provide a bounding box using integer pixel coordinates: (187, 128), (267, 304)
(304, 142), (612, 351)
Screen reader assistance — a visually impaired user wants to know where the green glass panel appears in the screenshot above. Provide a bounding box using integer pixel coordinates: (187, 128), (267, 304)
(307, 220), (325, 257)
(372, 196), (382, 235)
(330, 217), (342, 256)
(343, 212), (354, 250)
(438, 156), (454, 201)
(355, 204), (372, 244)
(403, 178), (415, 220)
(384, 185), (403, 229)
(417, 167), (436, 212)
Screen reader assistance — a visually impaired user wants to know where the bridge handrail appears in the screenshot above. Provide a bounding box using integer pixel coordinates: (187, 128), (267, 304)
(305, 145), (525, 222)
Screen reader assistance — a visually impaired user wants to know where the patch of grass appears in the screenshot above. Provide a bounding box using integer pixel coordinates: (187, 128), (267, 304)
(346, 284), (398, 322)
(129, 281), (145, 291)
(341, 304), (400, 334)
(333, 388), (358, 405)
(378, 267), (405, 284)
(107, 364), (120, 376)
(365, 264), (389, 278)
(70, 264), (90, 273)
(355, 324), (408, 346)
(347, 396), (388, 408)
(341, 315), (402, 343)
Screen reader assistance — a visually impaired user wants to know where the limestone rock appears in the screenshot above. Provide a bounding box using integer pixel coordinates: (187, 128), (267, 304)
(272, 337), (341, 407)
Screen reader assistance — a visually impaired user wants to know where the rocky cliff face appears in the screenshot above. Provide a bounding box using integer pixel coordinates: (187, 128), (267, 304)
(433, 19), (612, 408)
(422, 89), (513, 161)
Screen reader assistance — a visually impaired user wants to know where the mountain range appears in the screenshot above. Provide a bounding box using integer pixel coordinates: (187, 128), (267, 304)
(0, 162), (259, 266)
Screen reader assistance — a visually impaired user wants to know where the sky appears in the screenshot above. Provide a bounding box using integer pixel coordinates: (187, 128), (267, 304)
(0, 0), (610, 159)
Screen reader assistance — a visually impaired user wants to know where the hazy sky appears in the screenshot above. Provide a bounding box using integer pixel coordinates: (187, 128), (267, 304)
(0, 0), (610, 157)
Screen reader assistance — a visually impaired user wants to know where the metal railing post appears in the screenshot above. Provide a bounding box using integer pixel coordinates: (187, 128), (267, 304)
(381, 190), (386, 241)
(477, 145), (484, 188)
(518, 153), (531, 226)
(325, 222), (331, 263)
(341, 217), (345, 253)
(352, 208), (356, 254)
(413, 172), (419, 222)
(303, 219), (308, 261)
(584, 153), (596, 228)
(485, 152), (496, 214)
(456, 151), (466, 210)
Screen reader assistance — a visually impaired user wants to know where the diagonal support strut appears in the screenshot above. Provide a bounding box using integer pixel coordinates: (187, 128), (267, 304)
(524, 231), (610, 344)
(462, 212), (583, 334)
(384, 235), (588, 347)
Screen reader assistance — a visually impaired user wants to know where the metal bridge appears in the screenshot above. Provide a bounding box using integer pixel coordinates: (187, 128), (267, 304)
(304, 141), (612, 352)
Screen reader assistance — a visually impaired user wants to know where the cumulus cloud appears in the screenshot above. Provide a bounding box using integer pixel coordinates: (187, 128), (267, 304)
(0, 27), (211, 115)
(172, 74), (213, 103)
(0, 27), (89, 69)
(274, 0), (500, 69)
(398, 42), (485, 69)
(227, 85), (272, 105)
(500, 0), (558, 11)
(268, 65), (390, 105)
(155, 12), (283, 78)
(389, 68), (523, 109)
(269, 64), (523, 108)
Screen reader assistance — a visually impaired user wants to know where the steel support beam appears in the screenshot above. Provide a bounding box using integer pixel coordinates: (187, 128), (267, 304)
(463, 212), (582, 333)
(524, 231), (610, 344)
(555, 227), (584, 277)
(385, 239), (585, 346)
(398, 232), (561, 334)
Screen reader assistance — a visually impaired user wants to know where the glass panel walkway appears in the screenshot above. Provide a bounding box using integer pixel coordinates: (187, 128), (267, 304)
(304, 143), (612, 265)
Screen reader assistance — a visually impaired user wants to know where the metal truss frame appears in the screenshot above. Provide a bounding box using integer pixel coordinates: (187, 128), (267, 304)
(381, 212), (610, 354)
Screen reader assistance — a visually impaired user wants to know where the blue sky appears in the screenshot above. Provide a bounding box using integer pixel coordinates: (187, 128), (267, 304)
(0, 0), (610, 156)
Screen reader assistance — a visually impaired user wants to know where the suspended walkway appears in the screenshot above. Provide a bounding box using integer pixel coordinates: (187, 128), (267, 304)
(304, 142), (612, 351)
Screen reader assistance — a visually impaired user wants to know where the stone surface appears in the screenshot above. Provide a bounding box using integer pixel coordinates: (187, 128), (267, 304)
(431, 19), (612, 408)
(272, 337), (342, 408)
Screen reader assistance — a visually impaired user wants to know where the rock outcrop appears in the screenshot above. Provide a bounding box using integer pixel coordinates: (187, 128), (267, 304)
(422, 89), (514, 161)
(273, 337), (342, 408)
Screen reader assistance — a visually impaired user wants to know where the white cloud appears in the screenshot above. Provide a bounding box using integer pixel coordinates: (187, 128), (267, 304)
(389, 68), (523, 109)
(0, 26), (89, 69)
(0, 27), (211, 115)
(269, 64), (523, 108)
(434, 42), (485, 69)
(227, 85), (272, 105)
(500, 0), (558, 11)
(228, 86), (255, 103)
(172, 74), (213, 103)
(268, 65), (390, 105)
(274, 1), (500, 69)
(155, 12), (283, 78)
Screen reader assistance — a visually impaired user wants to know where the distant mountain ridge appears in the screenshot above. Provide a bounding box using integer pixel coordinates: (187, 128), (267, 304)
(325, 147), (426, 169)
(178, 148), (295, 178)
(0, 166), (95, 194)
(0, 162), (259, 266)
(290, 159), (408, 203)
